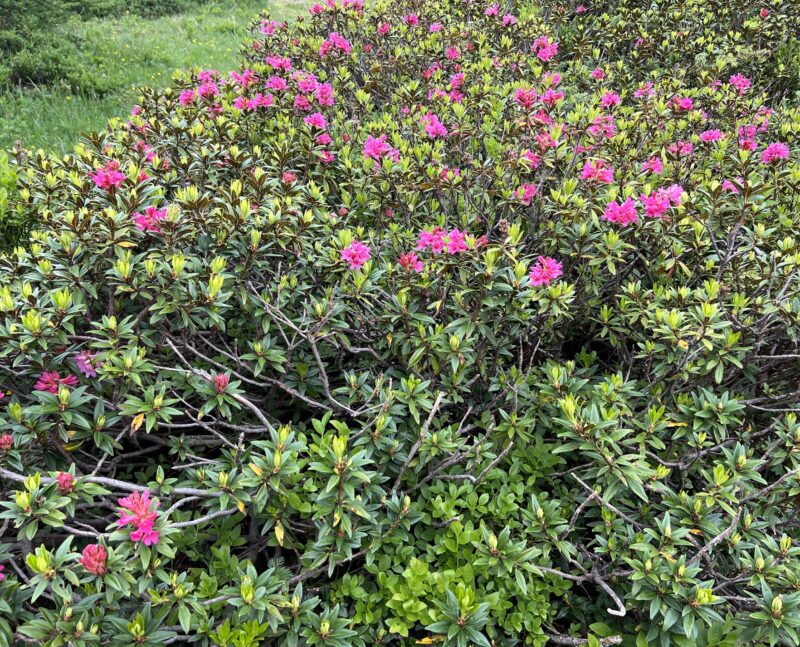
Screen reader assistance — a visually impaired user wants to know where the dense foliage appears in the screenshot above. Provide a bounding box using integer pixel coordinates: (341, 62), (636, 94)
(2, 0), (800, 645)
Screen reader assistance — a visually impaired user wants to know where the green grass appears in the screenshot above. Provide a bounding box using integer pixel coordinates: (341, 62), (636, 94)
(0, 0), (303, 153)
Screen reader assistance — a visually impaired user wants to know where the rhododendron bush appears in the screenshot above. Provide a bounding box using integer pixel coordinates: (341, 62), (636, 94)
(1, 0), (800, 645)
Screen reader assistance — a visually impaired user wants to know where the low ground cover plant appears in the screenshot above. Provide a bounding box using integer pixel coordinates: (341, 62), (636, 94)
(1, 0), (800, 645)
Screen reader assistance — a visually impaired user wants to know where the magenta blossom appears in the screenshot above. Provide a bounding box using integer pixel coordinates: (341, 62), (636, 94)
(341, 241), (371, 269)
(319, 32), (351, 57)
(90, 161), (125, 191)
(531, 35), (558, 61)
(515, 183), (538, 205)
(363, 134), (399, 162)
(761, 142), (790, 164)
(79, 544), (107, 576)
(304, 112), (327, 130)
(421, 112), (448, 138)
(581, 159), (615, 184)
(213, 374), (230, 393)
(529, 256), (563, 287)
(35, 371), (78, 394)
(603, 198), (639, 226)
(56, 472), (75, 494)
(398, 252), (424, 273)
(728, 73), (751, 94)
(75, 351), (100, 378)
(117, 490), (160, 546)
(132, 206), (167, 233)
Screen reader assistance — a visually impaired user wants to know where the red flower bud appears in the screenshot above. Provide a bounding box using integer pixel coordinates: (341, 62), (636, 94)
(56, 472), (75, 494)
(0, 434), (12, 451)
(213, 374), (230, 393)
(79, 544), (107, 576)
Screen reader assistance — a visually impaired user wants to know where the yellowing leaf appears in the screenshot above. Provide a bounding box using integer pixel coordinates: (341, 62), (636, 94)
(249, 462), (264, 477)
(274, 521), (285, 546)
(117, 240), (138, 248)
(131, 413), (145, 433)
(416, 637), (445, 644)
(236, 499), (246, 514)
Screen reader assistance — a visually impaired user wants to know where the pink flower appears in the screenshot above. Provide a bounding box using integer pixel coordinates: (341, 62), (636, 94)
(531, 35), (558, 62)
(446, 47), (460, 60)
(132, 206), (167, 233)
(34, 371), (78, 394)
(591, 68), (606, 80)
(640, 185), (682, 218)
(282, 171), (297, 184)
(641, 157), (663, 175)
(117, 490), (160, 546)
(403, 13), (419, 26)
(485, 3), (499, 16)
(700, 129), (724, 143)
(417, 227), (447, 253)
(667, 140), (693, 157)
(421, 112), (448, 138)
(265, 56), (292, 71)
(671, 96), (694, 111)
(722, 178), (742, 194)
(75, 351), (99, 378)
(430, 22), (442, 32)
(515, 183), (538, 205)
(576, 4), (587, 12)
(319, 32), (351, 57)
(446, 229), (468, 254)
(90, 161), (126, 191)
(56, 472), (75, 494)
(213, 374), (230, 393)
(363, 134), (399, 162)
(0, 435), (11, 452)
(179, 89), (196, 105)
(304, 112), (327, 130)
(378, 22), (390, 35)
(603, 198), (638, 226)
(502, 13), (517, 25)
(528, 256), (563, 287)
(514, 87), (538, 110)
(540, 88), (564, 109)
(519, 150), (540, 169)
(315, 83), (334, 106)
(588, 114), (616, 140)
(581, 159), (614, 184)
(398, 252), (423, 273)
(729, 73), (751, 94)
(634, 82), (655, 99)
(80, 544), (107, 575)
(341, 241), (371, 269)
(600, 91), (621, 108)
(267, 76), (288, 91)
(761, 142), (790, 164)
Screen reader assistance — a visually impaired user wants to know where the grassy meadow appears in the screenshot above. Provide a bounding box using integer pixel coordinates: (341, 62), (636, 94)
(0, 0), (303, 152)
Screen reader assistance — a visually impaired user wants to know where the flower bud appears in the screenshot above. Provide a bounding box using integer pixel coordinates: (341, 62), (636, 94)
(79, 544), (107, 576)
(56, 472), (75, 494)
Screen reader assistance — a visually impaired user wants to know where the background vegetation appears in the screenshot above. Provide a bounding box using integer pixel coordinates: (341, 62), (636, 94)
(0, 0), (303, 152)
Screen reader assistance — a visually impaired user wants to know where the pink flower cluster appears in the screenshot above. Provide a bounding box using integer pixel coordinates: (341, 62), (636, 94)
(515, 183), (538, 205)
(529, 256), (563, 286)
(117, 490), (160, 546)
(363, 134), (400, 162)
(233, 93), (274, 111)
(80, 544), (107, 576)
(761, 142), (790, 164)
(581, 159), (615, 184)
(90, 161), (125, 191)
(531, 35), (558, 62)
(421, 112), (448, 138)
(320, 32), (352, 57)
(398, 251), (424, 273)
(341, 241), (371, 269)
(416, 227), (475, 255)
(35, 371), (78, 394)
(132, 206), (168, 233)
(603, 185), (684, 226)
